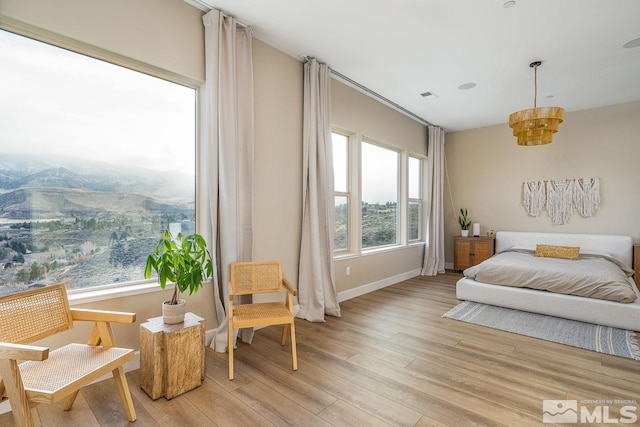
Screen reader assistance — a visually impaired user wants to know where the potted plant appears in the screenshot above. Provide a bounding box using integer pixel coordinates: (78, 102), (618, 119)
(458, 208), (471, 237)
(144, 230), (214, 324)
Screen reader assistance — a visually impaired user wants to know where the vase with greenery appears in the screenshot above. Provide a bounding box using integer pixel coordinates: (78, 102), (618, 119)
(144, 230), (214, 324)
(458, 208), (471, 236)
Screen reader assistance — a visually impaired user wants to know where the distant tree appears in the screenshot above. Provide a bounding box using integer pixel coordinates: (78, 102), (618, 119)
(13, 253), (25, 263)
(16, 268), (30, 283)
(30, 262), (45, 281)
(10, 240), (27, 254)
(110, 241), (125, 267)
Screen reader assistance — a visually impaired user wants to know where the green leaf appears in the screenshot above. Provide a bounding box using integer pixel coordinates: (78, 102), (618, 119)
(144, 230), (214, 297)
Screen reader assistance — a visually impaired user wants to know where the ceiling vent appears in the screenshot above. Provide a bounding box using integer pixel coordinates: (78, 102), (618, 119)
(420, 91), (438, 99)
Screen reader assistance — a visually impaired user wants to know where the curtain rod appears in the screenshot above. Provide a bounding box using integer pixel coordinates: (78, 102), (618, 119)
(328, 68), (435, 127)
(183, 0), (249, 28)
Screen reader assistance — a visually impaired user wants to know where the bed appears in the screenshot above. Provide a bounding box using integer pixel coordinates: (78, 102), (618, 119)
(456, 231), (640, 332)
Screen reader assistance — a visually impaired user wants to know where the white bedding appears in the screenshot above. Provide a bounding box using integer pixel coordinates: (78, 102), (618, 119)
(456, 231), (640, 332)
(463, 249), (637, 303)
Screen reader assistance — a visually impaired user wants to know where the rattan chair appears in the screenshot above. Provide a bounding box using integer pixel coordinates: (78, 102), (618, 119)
(0, 283), (137, 426)
(228, 260), (298, 380)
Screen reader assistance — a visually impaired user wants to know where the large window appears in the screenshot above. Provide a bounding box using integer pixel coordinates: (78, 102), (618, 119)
(332, 130), (424, 254)
(0, 29), (196, 296)
(361, 142), (399, 249)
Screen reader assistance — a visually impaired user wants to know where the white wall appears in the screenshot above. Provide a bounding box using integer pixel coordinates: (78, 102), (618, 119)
(332, 79), (428, 294)
(0, 0), (204, 82)
(444, 101), (640, 263)
(251, 45), (429, 296)
(252, 39), (303, 283)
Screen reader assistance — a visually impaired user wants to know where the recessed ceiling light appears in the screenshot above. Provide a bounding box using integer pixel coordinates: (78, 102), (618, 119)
(623, 37), (640, 49)
(503, 1), (516, 8)
(458, 82), (476, 90)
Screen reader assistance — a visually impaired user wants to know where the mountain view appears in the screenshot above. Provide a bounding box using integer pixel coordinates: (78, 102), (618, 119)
(0, 154), (195, 296)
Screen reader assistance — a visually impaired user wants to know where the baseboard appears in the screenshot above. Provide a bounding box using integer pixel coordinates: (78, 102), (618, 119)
(337, 268), (422, 302)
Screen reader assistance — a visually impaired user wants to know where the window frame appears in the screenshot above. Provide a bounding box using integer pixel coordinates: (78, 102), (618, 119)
(0, 20), (203, 304)
(332, 130), (351, 255)
(407, 154), (425, 243)
(332, 128), (426, 259)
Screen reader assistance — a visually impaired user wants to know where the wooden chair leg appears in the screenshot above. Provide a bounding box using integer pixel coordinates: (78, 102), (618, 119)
(281, 324), (289, 345)
(289, 321), (298, 371)
(63, 390), (79, 411)
(0, 359), (35, 427)
(112, 366), (137, 422)
(228, 320), (234, 380)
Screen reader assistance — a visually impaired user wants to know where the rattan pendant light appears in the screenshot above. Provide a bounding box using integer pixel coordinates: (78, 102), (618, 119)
(509, 61), (564, 146)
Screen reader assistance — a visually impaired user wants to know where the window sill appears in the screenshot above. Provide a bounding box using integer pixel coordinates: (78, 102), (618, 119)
(334, 242), (425, 260)
(67, 280), (166, 305)
(362, 244), (404, 256)
(334, 253), (359, 261)
(408, 241), (426, 248)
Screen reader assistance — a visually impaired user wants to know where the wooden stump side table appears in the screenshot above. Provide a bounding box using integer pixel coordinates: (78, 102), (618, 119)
(139, 312), (205, 400)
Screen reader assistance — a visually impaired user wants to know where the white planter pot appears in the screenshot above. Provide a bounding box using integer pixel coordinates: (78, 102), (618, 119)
(460, 230), (470, 237)
(162, 299), (186, 324)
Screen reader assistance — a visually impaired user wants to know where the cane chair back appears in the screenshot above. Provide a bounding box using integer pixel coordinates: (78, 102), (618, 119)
(230, 260), (283, 295)
(0, 284), (73, 345)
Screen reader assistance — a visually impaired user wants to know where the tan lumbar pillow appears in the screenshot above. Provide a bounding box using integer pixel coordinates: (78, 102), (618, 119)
(534, 244), (580, 260)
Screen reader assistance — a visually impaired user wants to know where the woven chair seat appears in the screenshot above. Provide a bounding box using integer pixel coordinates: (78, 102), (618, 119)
(19, 343), (133, 403)
(232, 302), (293, 328)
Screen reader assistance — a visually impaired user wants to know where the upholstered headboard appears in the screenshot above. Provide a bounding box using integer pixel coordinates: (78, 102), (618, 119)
(495, 231), (633, 268)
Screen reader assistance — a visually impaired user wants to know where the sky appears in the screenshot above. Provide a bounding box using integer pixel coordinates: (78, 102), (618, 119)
(332, 133), (422, 205)
(0, 29), (196, 176)
(361, 142), (398, 204)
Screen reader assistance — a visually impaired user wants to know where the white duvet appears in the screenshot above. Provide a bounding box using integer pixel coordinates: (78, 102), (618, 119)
(463, 249), (637, 303)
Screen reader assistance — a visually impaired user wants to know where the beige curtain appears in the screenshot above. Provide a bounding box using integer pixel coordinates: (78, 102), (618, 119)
(421, 126), (446, 275)
(202, 9), (254, 352)
(296, 59), (341, 322)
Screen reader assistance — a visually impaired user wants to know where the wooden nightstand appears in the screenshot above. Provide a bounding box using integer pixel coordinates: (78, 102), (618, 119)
(634, 243), (639, 288)
(453, 236), (495, 271)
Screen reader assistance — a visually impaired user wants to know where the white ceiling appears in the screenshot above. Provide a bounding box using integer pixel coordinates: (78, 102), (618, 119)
(190, 0), (640, 132)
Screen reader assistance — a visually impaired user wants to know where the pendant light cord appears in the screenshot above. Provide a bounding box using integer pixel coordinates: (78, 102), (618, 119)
(532, 62), (539, 108)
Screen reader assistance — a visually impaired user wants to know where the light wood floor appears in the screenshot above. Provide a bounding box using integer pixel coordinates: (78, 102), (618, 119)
(2, 271), (639, 426)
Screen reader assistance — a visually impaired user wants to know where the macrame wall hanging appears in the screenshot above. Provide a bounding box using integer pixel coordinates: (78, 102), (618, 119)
(522, 177), (600, 225)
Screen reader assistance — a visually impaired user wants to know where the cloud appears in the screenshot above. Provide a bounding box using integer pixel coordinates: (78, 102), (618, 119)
(0, 29), (195, 176)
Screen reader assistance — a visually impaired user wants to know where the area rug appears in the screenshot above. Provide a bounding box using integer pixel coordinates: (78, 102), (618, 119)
(443, 301), (640, 360)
